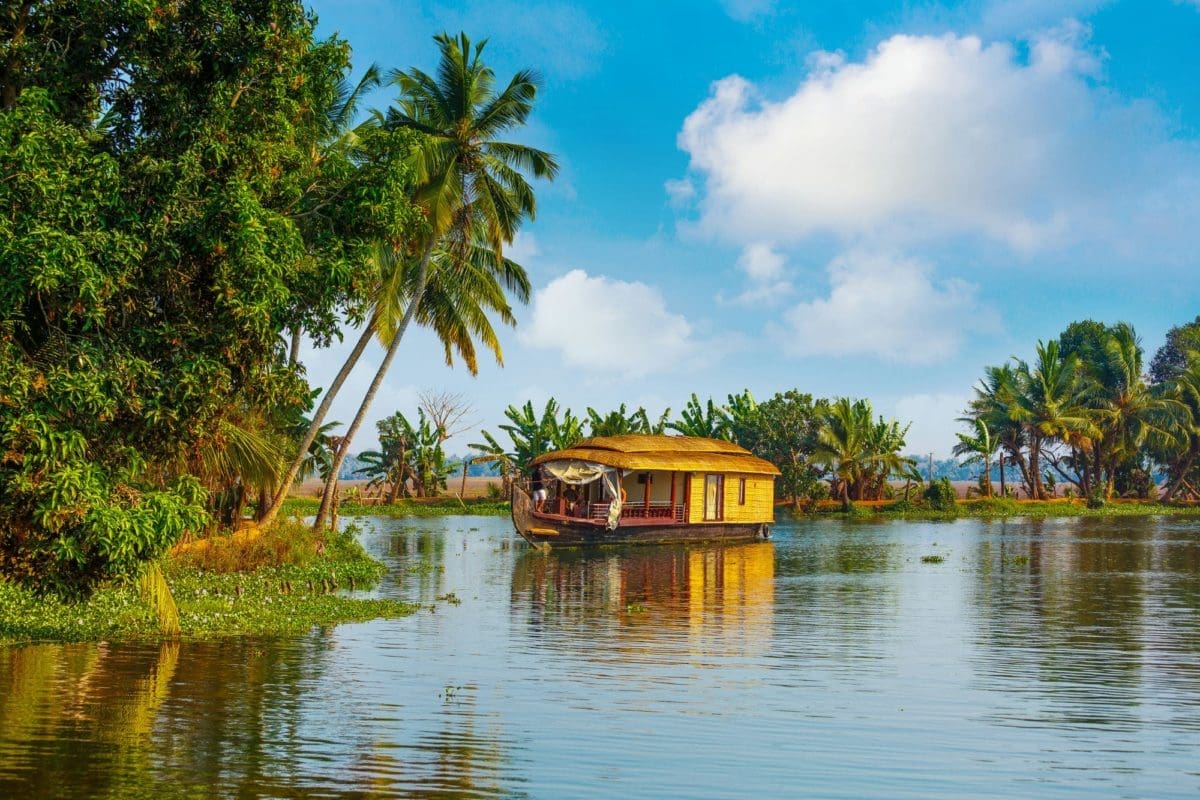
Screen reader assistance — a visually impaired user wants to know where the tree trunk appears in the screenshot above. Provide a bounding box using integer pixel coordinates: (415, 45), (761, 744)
(289, 327), (302, 367)
(1161, 449), (1198, 502)
(314, 243), (436, 532)
(258, 310), (378, 529)
(999, 451), (1006, 497)
(330, 479), (340, 534)
(255, 485), (271, 523)
(0, 4), (32, 112)
(1028, 437), (1044, 500)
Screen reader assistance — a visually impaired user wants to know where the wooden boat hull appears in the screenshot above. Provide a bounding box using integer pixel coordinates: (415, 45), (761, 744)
(511, 485), (770, 548)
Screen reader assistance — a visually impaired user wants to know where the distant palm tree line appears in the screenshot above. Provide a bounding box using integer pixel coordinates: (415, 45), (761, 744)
(959, 317), (1200, 502)
(468, 391), (917, 509)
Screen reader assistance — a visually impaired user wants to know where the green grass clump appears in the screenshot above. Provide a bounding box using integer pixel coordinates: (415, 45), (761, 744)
(0, 522), (417, 645)
(920, 554), (945, 564)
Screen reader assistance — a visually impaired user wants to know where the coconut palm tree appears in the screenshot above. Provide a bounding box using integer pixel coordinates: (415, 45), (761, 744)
(312, 226), (533, 527)
(812, 397), (874, 510)
(1087, 324), (1184, 497)
(1158, 355), (1200, 501)
(967, 364), (1029, 496)
(1009, 340), (1094, 500)
(953, 418), (996, 497)
(311, 33), (557, 531)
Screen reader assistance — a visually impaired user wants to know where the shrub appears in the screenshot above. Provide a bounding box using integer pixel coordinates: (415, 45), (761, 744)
(169, 520), (346, 574)
(923, 477), (957, 512)
(1086, 487), (1106, 509)
(485, 482), (505, 500)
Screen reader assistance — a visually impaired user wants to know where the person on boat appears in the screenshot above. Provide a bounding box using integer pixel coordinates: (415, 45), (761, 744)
(562, 485), (580, 516)
(531, 467), (547, 513)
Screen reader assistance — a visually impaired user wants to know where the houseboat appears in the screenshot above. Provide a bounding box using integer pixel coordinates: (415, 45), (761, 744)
(510, 434), (780, 548)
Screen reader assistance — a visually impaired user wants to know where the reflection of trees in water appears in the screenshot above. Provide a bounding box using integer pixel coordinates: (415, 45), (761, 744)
(0, 640), (178, 799)
(382, 525), (450, 598)
(510, 542), (775, 660)
(0, 633), (354, 799)
(969, 518), (1200, 728)
(347, 695), (521, 800)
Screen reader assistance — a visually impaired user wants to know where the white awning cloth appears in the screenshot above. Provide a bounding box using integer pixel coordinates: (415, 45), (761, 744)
(538, 459), (624, 530)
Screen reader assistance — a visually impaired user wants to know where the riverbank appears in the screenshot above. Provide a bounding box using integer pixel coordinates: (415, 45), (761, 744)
(281, 496), (510, 518)
(801, 497), (1200, 521)
(0, 522), (418, 646)
(298, 493), (1200, 523)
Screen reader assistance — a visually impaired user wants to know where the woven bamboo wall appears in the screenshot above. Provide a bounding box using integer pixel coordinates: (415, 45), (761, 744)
(686, 473), (774, 523)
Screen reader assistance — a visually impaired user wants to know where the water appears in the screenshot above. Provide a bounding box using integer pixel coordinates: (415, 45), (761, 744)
(3, 515), (1200, 798)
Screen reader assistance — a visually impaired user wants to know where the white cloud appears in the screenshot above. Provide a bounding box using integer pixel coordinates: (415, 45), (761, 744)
(521, 269), (696, 377)
(676, 28), (1200, 255)
(739, 242), (786, 282)
(723, 242), (792, 306)
(777, 250), (999, 363)
(664, 177), (696, 207)
(892, 392), (973, 458)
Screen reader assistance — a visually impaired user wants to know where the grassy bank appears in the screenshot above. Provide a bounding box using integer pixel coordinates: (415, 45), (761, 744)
(283, 493), (1200, 523)
(282, 496), (510, 518)
(800, 497), (1200, 521)
(0, 522), (418, 646)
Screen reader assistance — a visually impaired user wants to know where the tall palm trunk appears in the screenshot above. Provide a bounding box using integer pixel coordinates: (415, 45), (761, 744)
(314, 245), (435, 532)
(258, 310), (378, 529)
(1028, 435), (1044, 499)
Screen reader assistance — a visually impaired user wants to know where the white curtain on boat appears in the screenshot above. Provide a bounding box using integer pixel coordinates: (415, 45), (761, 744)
(538, 460), (624, 530)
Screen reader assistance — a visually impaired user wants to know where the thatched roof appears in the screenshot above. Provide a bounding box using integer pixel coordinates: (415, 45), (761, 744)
(530, 434), (781, 476)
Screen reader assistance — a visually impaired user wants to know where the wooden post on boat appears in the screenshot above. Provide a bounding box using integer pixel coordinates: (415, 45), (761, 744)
(669, 471), (677, 520)
(643, 472), (651, 512)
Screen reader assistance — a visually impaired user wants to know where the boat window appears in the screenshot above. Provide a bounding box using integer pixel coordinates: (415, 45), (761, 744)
(704, 474), (724, 521)
(738, 477), (746, 505)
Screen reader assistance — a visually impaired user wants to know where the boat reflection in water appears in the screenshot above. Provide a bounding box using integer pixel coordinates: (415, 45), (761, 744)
(510, 541), (775, 661)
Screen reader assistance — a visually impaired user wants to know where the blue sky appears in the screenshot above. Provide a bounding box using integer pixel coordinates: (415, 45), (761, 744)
(304, 0), (1200, 457)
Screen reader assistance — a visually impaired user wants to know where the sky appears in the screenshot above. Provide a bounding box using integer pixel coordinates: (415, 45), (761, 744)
(303, 0), (1200, 458)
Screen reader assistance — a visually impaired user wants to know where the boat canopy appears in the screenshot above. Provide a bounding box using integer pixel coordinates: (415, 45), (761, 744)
(529, 434), (781, 476)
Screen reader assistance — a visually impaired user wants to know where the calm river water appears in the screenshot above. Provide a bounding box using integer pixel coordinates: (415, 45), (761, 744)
(3, 515), (1200, 798)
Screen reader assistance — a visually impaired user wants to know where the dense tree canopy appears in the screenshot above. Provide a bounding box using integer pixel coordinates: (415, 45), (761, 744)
(0, 1), (421, 595)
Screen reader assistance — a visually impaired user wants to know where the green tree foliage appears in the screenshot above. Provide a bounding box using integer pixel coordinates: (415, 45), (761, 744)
(812, 398), (913, 510)
(923, 477), (957, 512)
(0, 2), (420, 596)
(669, 393), (733, 439)
(734, 391), (828, 508)
(470, 400), (583, 477)
(357, 409), (453, 501)
(586, 404), (670, 437)
(965, 319), (1198, 501)
(953, 419), (996, 497)
(667, 390), (756, 440)
(1149, 316), (1200, 385)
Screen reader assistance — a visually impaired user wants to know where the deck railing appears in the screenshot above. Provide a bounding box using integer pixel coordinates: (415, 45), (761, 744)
(589, 501), (684, 523)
